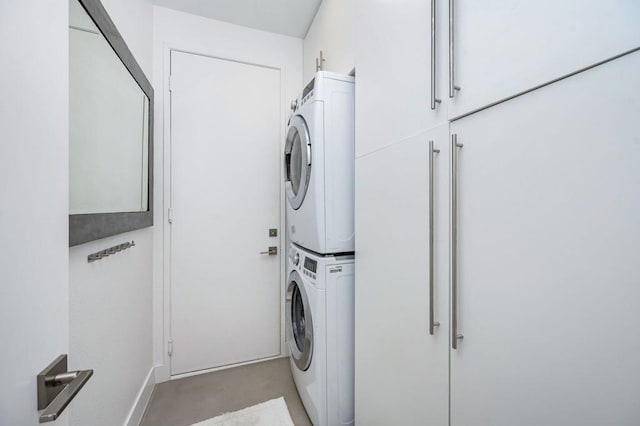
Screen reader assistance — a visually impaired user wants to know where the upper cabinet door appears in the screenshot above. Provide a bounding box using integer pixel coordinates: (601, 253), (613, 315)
(355, 0), (448, 158)
(448, 0), (640, 118)
(355, 125), (450, 426)
(449, 51), (640, 426)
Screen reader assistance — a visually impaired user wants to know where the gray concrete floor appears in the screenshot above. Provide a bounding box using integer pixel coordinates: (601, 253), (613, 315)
(140, 357), (312, 426)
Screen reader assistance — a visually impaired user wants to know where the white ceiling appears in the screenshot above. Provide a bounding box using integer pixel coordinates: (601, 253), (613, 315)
(152, 0), (323, 38)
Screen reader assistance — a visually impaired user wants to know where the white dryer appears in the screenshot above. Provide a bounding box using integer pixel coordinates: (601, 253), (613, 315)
(284, 72), (355, 254)
(286, 243), (355, 426)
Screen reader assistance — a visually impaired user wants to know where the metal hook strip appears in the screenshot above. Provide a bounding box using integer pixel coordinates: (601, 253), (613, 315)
(87, 241), (135, 262)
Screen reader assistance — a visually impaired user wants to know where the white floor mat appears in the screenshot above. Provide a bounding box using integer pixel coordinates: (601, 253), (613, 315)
(191, 397), (295, 426)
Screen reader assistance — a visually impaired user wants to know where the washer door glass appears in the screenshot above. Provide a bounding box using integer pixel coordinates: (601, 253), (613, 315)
(292, 286), (306, 350)
(284, 116), (311, 210)
(286, 271), (313, 371)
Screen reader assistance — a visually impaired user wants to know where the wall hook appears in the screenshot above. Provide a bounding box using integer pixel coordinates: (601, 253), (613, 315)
(87, 240), (135, 262)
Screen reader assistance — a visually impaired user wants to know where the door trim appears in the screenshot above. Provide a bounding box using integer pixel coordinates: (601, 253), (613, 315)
(159, 45), (288, 380)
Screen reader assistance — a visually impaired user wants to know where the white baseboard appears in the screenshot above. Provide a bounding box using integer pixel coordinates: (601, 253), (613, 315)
(169, 354), (287, 381)
(124, 366), (157, 426)
(154, 363), (171, 384)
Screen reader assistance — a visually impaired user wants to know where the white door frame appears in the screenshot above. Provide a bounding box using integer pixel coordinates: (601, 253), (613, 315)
(157, 43), (288, 381)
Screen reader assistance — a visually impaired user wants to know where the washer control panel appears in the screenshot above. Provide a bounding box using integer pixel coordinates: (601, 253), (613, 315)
(289, 246), (317, 280)
(304, 257), (317, 273)
(302, 257), (317, 279)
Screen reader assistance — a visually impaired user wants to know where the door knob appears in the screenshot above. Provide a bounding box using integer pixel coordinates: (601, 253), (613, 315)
(260, 246), (278, 256)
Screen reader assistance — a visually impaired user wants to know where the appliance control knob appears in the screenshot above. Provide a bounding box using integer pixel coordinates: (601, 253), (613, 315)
(290, 99), (298, 111)
(293, 253), (300, 266)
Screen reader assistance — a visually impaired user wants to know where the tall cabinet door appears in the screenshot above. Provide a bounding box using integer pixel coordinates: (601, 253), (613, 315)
(450, 51), (640, 426)
(355, 124), (449, 425)
(354, 0), (448, 157)
(448, 0), (640, 117)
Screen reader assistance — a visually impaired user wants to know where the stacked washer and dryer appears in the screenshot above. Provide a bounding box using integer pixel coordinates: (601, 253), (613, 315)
(284, 71), (355, 426)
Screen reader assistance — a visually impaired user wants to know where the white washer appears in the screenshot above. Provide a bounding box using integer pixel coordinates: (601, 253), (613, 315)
(286, 243), (355, 426)
(284, 72), (355, 254)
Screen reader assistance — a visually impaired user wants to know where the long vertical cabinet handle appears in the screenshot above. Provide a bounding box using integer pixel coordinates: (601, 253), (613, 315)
(429, 141), (440, 335)
(451, 134), (464, 349)
(448, 0), (461, 97)
(430, 0), (441, 109)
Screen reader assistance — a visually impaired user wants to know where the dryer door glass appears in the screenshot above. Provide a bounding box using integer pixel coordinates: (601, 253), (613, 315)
(284, 116), (311, 210)
(287, 128), (302, 195)
(287, 271), (313, 371)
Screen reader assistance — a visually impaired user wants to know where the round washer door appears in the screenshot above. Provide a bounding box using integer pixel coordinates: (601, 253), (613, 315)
(286, 270), (313, 371)
(284, 116), (311, 210)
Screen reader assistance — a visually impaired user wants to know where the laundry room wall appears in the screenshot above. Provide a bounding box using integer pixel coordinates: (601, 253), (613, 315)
(152, 5), (303, 382)
(303, 0), (355, 82)
(68, 0), (155, 425)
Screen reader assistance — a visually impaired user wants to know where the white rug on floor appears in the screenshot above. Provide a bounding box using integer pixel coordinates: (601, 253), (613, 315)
(191, 397), (295, 426)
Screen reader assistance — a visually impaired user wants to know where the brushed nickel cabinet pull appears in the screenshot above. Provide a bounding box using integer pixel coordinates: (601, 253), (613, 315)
(451, 134), (464, 349)
(429, 141), (441, 335)
(431, 0), (442, 109)
(449, 0), (461, 97)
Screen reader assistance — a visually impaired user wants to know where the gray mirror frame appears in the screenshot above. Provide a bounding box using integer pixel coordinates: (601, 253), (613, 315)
(70, 0), (154, 246)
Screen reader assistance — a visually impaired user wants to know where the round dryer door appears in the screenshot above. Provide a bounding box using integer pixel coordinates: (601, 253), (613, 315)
(284, 116), (311, 210)
(286, 270), (313, 371)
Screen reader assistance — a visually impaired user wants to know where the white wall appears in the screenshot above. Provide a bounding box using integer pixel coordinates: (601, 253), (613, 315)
(152, 5), (303, 381)
(101, 0), (153, 75)
(68, 0), (155, 425)
(0, 1), (70, 425)
(303, 0), (355, 82)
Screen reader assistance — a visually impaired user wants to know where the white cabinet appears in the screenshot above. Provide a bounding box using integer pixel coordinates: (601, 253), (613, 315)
(448, 0), (640, 117)
(354, 0), (448, 158)
(449, 50), (640, 425)
(355, 1), (640, 422)
(355, 124), (449, 426)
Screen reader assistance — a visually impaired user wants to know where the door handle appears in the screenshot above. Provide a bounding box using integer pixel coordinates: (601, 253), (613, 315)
(431, 0), (441, 109)
(37, 355), (93, 423)
(448, 0), (461, 97)
(260, 246), (278, 256)
(451, 134), (463, 349)
(429, 141), (440, 335)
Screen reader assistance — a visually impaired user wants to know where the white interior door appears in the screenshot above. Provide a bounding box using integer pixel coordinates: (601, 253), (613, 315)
(1, 2), (70, 424)
(450, 50), (640, 425)
(449, 0), (640, 117)
(355, 125), (449, 425)
(169, 51), (282, 375)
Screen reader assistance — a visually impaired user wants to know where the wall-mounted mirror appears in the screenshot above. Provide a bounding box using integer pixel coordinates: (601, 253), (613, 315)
(69, 0), (153, 246)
